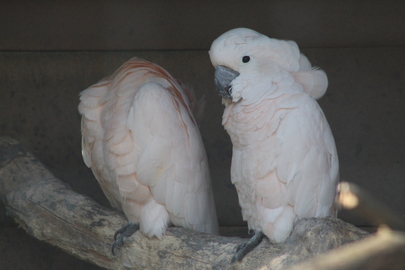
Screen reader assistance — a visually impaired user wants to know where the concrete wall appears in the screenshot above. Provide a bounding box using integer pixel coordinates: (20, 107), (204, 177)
(1, 1), (404, 269)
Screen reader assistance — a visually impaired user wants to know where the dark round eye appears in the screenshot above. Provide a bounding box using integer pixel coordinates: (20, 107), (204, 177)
(242, 56), (250, 63)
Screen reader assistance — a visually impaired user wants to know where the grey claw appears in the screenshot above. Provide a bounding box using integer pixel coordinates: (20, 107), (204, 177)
(231, 231), (264, 263)
(111, 223), (139, 255)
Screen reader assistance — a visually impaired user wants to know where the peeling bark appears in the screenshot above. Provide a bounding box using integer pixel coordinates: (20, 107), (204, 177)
(0, 136), (376, 270)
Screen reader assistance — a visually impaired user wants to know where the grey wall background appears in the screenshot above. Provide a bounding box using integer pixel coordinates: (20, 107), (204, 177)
(0, 1), (404, 269)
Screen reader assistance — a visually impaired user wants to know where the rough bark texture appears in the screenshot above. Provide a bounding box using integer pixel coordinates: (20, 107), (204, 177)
(0, 136), (389, 270)
(287, 227), (405, 270)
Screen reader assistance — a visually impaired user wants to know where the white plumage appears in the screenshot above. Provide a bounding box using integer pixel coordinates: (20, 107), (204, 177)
(209, 28), (339, 245)
(79, 58), (218, 240)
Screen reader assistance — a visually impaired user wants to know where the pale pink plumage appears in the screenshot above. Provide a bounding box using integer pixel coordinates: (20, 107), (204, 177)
(209, 28), (338, 243)
(79, 58), (218, 238)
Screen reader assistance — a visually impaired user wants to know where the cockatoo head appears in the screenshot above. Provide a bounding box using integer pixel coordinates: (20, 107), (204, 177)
(209, 28), (326, 103)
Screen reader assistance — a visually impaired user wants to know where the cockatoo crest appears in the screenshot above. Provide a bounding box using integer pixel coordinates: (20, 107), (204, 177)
(209, 28), (328, 103)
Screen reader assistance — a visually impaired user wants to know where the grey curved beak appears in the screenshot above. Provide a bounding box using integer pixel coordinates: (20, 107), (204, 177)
(214, 66), (240, 100)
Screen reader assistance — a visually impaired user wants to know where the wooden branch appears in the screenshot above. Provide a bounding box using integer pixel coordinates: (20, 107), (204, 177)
(0, 136), (371, 270)
(286, 227), (405, 270)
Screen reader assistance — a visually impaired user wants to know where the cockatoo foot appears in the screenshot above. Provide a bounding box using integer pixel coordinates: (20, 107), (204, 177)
(111, 222), (139, 255)
(231, 231), (264, 263)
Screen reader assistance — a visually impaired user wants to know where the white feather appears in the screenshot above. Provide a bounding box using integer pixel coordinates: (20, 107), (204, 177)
(79, 58), (219, 238)
(210, 28), (339, 243)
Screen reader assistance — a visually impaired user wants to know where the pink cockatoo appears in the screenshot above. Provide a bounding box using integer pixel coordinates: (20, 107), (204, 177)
(209, 28), (339, 262)
(79, 58), (218, 254)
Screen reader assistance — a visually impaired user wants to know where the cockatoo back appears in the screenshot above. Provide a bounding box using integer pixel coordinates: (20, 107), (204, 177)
(79, 58), (218, 239)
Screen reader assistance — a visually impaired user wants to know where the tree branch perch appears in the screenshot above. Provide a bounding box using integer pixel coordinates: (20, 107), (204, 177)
(0, 136), (391, 270)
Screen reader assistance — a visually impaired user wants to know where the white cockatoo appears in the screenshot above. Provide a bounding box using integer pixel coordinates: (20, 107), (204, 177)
(79, 58), (218, 254)
(209, 28), (339, 262)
